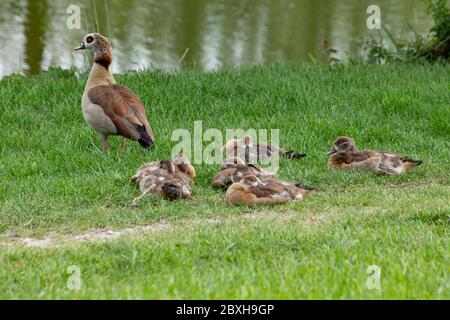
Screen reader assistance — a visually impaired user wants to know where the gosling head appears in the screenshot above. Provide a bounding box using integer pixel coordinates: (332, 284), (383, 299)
(240, 175), (262, 187)
(159, 160), (177, 175)
(172, 154), (190, 166)
(328, 136), (356, 156)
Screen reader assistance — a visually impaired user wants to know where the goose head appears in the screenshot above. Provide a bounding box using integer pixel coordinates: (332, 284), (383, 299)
(75, 33), (111, 52)
(75, 33), (112, 68)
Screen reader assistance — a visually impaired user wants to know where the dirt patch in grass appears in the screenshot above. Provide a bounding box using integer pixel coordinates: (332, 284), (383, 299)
(0, 210), (324, 249)
(1, 222), (171, 249)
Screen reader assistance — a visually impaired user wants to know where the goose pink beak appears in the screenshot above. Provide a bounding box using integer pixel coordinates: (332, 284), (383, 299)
(74, 43), (86, 51)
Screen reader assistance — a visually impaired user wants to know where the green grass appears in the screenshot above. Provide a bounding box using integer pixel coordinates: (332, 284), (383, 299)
(0, 63), (449, 299)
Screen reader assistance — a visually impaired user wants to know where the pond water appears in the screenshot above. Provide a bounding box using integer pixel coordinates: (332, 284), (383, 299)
(0, 0), (433, 78)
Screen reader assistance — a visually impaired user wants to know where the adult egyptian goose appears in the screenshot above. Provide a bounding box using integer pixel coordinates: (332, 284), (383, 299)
(223, 135), (306, 163)
(327, 136), (422, 175)
(131, 154), (195, 205)
(75, 33), (154, 150)
(225, 175), (310, 206)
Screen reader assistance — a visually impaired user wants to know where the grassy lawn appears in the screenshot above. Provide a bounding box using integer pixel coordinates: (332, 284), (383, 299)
(0, 63), (448, 299)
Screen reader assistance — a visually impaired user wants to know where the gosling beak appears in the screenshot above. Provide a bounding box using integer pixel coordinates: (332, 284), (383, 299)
(327, 146), (337, 156)
(74, 43), (86, 51)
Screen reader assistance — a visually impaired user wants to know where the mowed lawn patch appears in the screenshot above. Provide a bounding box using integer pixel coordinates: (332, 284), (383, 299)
(0, 63), (448, 298)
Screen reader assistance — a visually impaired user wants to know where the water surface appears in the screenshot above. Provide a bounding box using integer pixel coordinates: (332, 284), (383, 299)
(0, 0), (433, 78)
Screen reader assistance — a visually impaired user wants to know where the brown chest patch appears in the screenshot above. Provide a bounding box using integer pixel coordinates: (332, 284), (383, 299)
(95, 51), (112, 69)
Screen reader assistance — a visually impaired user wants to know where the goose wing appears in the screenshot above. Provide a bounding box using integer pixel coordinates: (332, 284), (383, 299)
(88, 84), (154, 145)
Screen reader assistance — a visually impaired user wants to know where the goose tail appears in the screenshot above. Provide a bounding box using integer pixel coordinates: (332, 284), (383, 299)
(295, 183), (317, 191)
(401, 158), (423, 170)
(283, 150), (306, 159)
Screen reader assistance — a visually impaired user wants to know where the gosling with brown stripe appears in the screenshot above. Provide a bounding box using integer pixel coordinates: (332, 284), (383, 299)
(328, 136), (422, 175)
(131, 155), (195, 205)
(225, 175), (310, 206)
(223, 135), (306, 163)
(75, 33), (155, 150)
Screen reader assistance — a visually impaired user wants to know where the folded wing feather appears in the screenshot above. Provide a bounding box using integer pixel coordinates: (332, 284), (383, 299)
(88, 84), (154, 141)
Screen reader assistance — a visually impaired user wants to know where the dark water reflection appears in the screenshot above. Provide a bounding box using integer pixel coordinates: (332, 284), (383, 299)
(0, 0), (432, 78)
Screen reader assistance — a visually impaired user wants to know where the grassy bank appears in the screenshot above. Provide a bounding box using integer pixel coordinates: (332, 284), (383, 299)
(0, 63), (448, 299)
